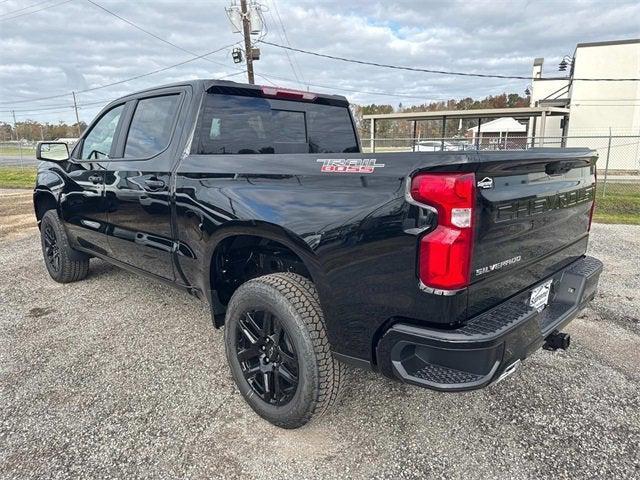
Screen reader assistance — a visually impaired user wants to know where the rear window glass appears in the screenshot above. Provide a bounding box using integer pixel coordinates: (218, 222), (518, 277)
(195, 94), (358, 154)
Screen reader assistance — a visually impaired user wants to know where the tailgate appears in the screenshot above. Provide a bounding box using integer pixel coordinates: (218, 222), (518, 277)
(468, 149), (597, 317)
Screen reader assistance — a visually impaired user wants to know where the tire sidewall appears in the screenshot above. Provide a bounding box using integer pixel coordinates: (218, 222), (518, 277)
(40, 210), (65, 281)
(224, 280), (320, 427)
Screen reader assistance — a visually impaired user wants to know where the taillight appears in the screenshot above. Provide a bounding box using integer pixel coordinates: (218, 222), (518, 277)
(410, 173), (476, 291)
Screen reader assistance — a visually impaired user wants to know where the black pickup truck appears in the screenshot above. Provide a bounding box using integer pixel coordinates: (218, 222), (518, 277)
(34, 80), (602, 428)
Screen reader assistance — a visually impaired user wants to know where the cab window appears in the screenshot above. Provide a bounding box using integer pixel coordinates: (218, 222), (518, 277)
(80, 104), (124, 160)
(124, 95), (180, 158)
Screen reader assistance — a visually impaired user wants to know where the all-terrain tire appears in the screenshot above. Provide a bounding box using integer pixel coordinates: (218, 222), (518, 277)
(40, 209), (90, 283)
(224, 272), (345, 429)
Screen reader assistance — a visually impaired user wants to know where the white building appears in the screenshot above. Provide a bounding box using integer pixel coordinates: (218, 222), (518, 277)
(466, 117), (527, 148)
(529, 39), (640, 170)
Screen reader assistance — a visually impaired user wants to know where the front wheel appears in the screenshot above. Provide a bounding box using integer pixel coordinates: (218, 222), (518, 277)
(224, 273), (344, 429)
(40, 210), (89, 283)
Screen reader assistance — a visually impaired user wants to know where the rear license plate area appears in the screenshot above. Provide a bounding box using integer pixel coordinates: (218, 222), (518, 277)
(530, 279), (553, 311)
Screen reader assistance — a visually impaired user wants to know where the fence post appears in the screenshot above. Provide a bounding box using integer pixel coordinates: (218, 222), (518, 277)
(11, 110), (24, 171)
(602, 128), (612, 198)
(370, 118), (375, 153)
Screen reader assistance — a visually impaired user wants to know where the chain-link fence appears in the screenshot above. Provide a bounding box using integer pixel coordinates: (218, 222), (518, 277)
(364, 134), (640, 200)
(0, 141), (38, 168)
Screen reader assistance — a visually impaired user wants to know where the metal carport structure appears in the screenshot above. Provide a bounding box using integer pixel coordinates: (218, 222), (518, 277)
(362, 106), (570, 152)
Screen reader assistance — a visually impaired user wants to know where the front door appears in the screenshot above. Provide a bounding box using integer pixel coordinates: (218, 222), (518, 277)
(104, 91), (185, 280)
(60, 103), (126, 256)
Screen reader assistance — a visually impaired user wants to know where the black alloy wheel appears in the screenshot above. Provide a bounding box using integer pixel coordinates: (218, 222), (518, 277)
(39, 210), (90, 283)
(43, 223), (61, 273)
(224, 272), (345, 428)
(235, 310), (300, 406)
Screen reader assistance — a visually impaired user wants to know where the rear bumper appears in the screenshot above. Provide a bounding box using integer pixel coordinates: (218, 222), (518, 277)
(376, 255), (603, 391)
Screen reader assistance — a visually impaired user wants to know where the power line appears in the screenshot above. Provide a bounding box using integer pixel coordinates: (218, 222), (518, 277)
(254, 71), (454, 101)
(0, 0), (58, 18)
(83, 0), (280, 88)
(269, 0), (305, 87)
(0, 0), (72, 22)
(0, 99), (112, 113)
(258, 40), (640, 82)
(0, 43), (239, 106)
(0, 70), (248, 116)
(84, 0), (247, 77)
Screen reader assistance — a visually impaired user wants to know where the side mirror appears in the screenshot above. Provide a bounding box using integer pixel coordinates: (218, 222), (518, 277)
(36, 142), (70, 162)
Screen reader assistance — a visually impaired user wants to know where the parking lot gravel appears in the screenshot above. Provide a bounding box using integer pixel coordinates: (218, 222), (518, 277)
(1, 215), (639, 479)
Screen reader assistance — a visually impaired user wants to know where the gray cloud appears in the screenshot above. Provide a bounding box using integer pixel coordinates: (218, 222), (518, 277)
(0, 0), (638, 124)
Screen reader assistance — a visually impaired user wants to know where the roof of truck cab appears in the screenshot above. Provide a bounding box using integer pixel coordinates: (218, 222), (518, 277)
(114, 79), (349, 106)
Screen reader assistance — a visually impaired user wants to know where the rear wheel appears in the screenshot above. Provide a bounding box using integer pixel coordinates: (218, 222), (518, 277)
(40, 210), (89, 283)
(224, 273), (344, 429)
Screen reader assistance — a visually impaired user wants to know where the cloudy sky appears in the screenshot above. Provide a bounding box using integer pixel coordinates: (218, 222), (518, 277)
(0, 0), (638, 125)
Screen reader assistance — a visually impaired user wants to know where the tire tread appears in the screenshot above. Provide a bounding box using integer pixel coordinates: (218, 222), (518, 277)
(41, 210), (89, 283)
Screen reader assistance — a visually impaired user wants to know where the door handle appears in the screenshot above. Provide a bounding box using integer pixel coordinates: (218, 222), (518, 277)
(144, 178), (166, 190)
(88, 174), (102, 184)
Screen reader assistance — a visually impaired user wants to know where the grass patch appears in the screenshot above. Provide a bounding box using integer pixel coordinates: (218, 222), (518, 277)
(593, 183), (640, 225)
(0, 166), (36, 189)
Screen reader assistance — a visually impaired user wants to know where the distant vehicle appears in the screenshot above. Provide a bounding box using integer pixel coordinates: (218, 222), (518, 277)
(415, 140), (458, 151)
(55, 138), (78, 147)
(34, 79), (602, 429)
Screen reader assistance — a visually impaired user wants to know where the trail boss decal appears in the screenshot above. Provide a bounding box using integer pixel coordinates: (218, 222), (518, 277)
(318, 158), (385, 174)
(475, 255), (522, 276)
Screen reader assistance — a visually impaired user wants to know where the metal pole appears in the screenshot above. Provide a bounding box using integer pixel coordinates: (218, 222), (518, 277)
(240, 0), (255, 84)
(72, 91), (82, 137)
(602, 128), (612, 198)
(475, 117), (481, 149)
(539, 111), (547, 147)
(440, 116), (446, 151)
(370, 118), (375, 153)
(530, 117), (537, 148)
(561, 115), (568, 147)
(11, 110), (23, 170)
(412, 120), (417, 152)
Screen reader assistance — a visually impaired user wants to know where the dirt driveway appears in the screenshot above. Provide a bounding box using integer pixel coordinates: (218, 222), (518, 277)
(1, 192), (639, 479)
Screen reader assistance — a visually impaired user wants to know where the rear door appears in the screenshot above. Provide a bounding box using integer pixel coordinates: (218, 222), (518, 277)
(60, 103), (127, 256)
(103, 88), (188, 280)
(468, 149), (596, 316)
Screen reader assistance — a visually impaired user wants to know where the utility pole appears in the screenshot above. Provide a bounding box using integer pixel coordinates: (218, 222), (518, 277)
(72, 91), (82, 137)
(11, 110), (23, 169)
(240, 0), (255, 84)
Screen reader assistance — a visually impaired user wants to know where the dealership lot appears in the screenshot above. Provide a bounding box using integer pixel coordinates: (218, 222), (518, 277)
(1, 202), (639, 479)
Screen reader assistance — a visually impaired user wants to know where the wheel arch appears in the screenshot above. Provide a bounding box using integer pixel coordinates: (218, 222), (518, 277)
(204, 221), (328, 327)
(33, 188), (59, 227)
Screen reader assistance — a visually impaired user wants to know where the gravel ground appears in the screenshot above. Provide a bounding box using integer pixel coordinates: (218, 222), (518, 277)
(1, 222), (639, 479)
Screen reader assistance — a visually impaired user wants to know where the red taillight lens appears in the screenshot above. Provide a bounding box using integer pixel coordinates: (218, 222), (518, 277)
(410, 173), (476, 290)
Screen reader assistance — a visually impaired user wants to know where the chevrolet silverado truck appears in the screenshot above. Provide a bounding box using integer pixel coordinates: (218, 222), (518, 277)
(34, 80), (602, 428)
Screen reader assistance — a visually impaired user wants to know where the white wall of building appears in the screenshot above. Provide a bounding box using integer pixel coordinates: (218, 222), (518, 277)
(566, 40), (640, 170)
(530, 39), (640, 170)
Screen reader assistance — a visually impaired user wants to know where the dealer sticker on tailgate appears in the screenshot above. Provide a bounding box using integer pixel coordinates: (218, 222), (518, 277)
(530, 279), (553, 311)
